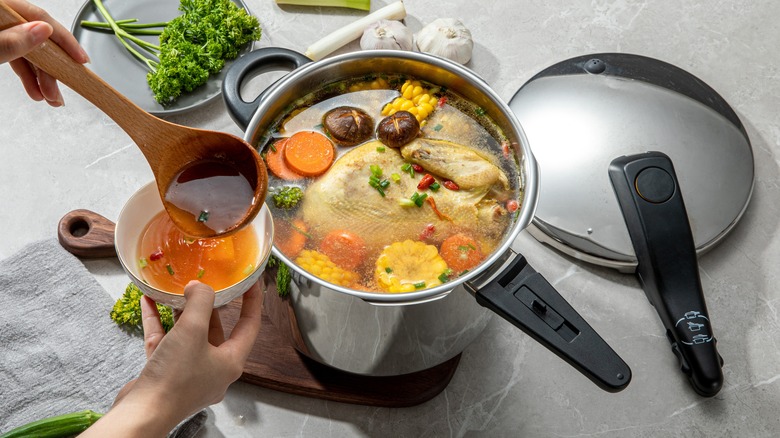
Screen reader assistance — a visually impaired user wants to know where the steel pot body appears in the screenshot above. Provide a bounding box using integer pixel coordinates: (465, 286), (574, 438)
(222, 49), (629, 389)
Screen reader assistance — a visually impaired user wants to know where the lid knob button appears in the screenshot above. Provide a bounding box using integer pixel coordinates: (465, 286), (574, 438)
(584, 58), (606, 74)
(634, 167), (676, 203)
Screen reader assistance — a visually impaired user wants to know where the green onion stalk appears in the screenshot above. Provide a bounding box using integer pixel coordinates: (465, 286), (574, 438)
(89, 0), (161, 72)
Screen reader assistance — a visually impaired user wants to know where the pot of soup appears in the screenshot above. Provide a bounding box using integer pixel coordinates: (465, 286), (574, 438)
(222, 48), (630, 391)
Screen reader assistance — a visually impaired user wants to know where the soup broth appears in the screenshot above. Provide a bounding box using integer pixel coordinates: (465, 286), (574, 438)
(264, 75), (522, 293)
(164, 159), (257, 237)
(138, 211), (260, 294)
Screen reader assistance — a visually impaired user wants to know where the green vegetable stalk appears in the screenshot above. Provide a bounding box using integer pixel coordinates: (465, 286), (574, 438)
(0, 409), (103, 438)
(275, 0), (371, 11)
(111, 282), (174, 333)
(90, 0), (161, 72)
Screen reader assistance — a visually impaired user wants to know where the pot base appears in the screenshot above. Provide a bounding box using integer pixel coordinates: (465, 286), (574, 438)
(218, 287), (461, 407)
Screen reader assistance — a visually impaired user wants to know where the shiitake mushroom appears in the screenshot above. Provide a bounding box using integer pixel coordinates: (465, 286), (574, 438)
(322, 106), (374, 146)
(376, 111), (420, 148)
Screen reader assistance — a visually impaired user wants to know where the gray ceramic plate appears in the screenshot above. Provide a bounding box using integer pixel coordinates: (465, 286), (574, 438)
(71, 0), (254, 116)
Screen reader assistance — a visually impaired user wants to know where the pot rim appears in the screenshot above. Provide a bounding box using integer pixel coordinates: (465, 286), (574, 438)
(245, 49), (539, 304)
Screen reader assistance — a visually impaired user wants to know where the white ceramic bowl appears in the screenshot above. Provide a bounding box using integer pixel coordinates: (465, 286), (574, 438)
(114, 182), (273, 308)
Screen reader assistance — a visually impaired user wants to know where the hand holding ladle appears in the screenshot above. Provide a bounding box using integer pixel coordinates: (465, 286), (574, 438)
(0, 2), (267, 238)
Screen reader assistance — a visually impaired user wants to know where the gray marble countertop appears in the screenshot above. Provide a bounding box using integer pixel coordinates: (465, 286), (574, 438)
(2, 0), (779, 436)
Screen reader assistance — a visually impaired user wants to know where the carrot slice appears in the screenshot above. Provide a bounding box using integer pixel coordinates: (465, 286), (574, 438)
(440, 234), (484, 273)
(266, 138), (305, 180)
(319, 229), (367, 270)
(283, 131), (336, 177)
(274, 218), (309, 258)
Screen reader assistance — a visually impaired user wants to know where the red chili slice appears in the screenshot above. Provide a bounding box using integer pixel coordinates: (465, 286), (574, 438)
(501, 141), (511, 159)
(149, 249), (164, 261)
(412, 164), (424, 173)
(437, 96), (448, 108)
(506, 199), (519, 212)
(443, 180), (460, 191)
(417, 174), (435, 190)
(419, 223), (435, 241)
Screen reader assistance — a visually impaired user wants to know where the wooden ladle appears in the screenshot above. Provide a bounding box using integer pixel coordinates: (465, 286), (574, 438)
(0, 3), (267, 238)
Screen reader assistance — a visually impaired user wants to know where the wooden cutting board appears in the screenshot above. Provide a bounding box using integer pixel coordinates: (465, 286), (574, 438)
(218, 274), (461, 408)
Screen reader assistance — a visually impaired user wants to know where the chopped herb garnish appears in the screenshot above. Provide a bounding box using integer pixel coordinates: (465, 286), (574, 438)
(429, 182), (440, 191)
(400, 192), (429, 207)
(401, 162), (415, 178)
(398, 198), (416, 207)
(414, 281), (426, 289)
(166, 264), (175, 275)
(138, 257), (148, 269)
(438, 268), (454, 283)
(475, 107), (486, 116)
(314, 123), (323, 130)
(411, 192), (428, 207)
(385, 267), (393, 273)
(458, 244), (476, 252)
(197, 210), (209, 222)
(197, 268), (205, 278)
(391, 173), (401, 183)
(290, 220), (313, 239)
(368, 165), (390, 196)
(433, 123), (444, 132)
(376, 146), (386, 152)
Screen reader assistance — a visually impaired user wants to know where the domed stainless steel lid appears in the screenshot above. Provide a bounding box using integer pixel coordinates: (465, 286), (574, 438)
(508, 53), (754, 273)
(509, 53), (755, 397)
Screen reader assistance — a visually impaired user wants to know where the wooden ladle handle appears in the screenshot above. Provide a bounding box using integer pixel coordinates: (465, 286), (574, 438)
(57, 209), (117, 258)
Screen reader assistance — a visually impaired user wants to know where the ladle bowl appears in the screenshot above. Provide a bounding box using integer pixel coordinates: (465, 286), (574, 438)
(0, 3), (267, 238)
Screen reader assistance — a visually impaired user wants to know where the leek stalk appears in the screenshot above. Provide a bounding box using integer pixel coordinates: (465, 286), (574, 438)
(276, 0), (371, 11)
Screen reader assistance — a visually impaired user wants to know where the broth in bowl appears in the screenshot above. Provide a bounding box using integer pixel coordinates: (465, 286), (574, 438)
(263, 75), (522, 293)
(137, 211), (260, 294)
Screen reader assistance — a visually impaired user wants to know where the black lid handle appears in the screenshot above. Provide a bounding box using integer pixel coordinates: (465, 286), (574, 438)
(474, 255), (631, 392)
(609, 151), (724, 397)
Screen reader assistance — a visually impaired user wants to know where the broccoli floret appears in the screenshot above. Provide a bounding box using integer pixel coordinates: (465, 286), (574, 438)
(272, 186), (304, 209)
(110, 282), (174, 333)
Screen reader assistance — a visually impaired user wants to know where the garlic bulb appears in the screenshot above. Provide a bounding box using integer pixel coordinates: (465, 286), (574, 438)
(360, 20), (414, 51)
(415, 18), (473, 64)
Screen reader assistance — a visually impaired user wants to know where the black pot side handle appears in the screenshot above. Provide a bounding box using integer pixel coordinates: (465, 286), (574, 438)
(222, 47), (312, 130)
(609, 151), (724, 397)
(474, 255), (632, 393)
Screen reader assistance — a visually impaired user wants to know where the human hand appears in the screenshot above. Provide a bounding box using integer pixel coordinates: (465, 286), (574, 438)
(82, 281), (263, 437)
(0, 0), (89, 106)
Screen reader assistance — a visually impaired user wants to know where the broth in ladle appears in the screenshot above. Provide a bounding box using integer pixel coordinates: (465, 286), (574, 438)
(164, 159), (259, 237)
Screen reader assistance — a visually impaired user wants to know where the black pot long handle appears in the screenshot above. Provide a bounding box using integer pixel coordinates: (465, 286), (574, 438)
(474, 255), (632, 392)
(222, 48), (312, 130)
(609, 151), (723, 397)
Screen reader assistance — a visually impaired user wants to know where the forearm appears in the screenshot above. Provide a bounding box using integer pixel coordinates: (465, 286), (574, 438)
(79, 388), (182, 438)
